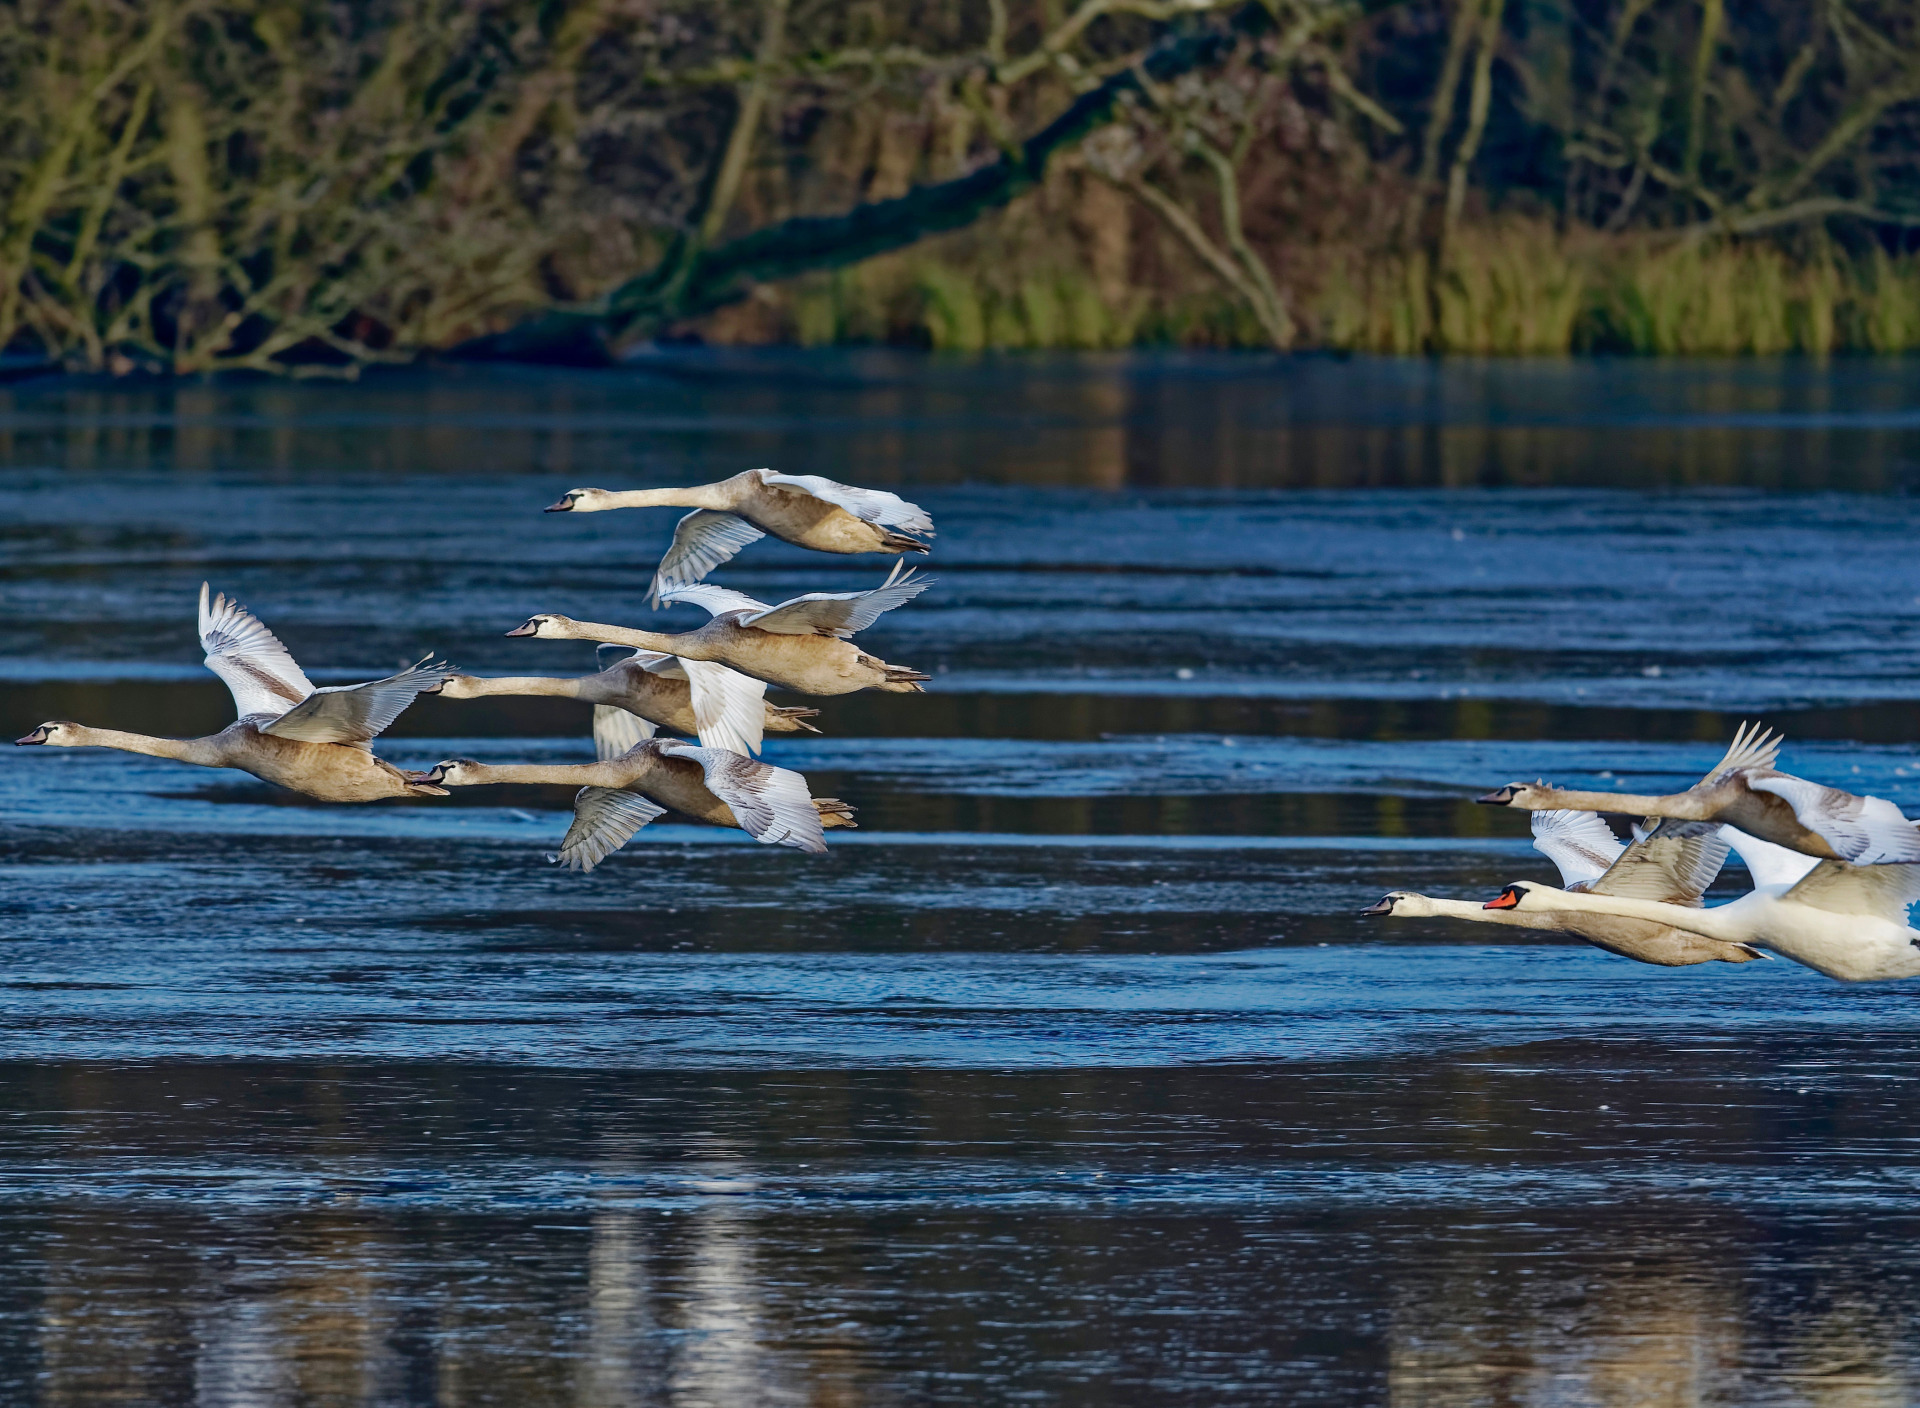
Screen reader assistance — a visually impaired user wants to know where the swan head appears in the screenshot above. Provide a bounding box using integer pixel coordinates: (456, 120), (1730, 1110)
(1476, 780), (1556, 808)
(15, 721), (76, 746)
(1483, 882), (1535, 911)
(505, 614), (575, 639)
(431, 674), (481, 699)
(1361, 891), (1441, 918)
(419, 757), (483, 787)
(545, 487), (611, 513)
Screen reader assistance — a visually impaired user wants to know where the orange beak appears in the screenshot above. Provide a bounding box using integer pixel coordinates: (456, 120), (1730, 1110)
(1483, 889), (1522, 910)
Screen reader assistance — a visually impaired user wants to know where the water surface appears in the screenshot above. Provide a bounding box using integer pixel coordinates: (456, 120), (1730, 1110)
(3, 353), (1920, 1404)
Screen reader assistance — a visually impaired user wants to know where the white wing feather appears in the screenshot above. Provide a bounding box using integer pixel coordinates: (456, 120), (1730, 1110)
(1590, 820), (1730, 905)
(1722, 827), (1823, 889)
(649, 509), (768, 603)
(657, 739), (826, 853)
(259, 657), (455, 745)
(1747, 774), (1920, 865)
(656, 582), (772, 619)
(681, 659), (767, 755)
(593, 705), (656, 761)
(740, 562), (933, 638)
(1783, 860), (1920, 925)
(756, 470), (934, 536)
(197, 582), (315, 721)
(1530, 810), (1624, 889)
(554, 787), (667, 872)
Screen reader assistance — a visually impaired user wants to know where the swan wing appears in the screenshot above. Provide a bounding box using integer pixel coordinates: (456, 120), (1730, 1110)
(1746, 773), (1920, 865)
(259, 657), (454, 744)
(1721, 826), (1823, 889)
(656, 582), (771, 619)
(681, 659), (767, 755)
(757, 470), (934, 536)
(554, 786), (666, 872)
(198, 582), (315, 721)
(1700, 720), (1784, 784)
(648, 510), (767, 604)
(1530, 810), (1623, 889)
(657, 739), (826, 853)
(1592, 820), (1730, 905)
(1782, 860), (1920, 925)
(592, 705), (656, 761)
(741, 562), (933, 638)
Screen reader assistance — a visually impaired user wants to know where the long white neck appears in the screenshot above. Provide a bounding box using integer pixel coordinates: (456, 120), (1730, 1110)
(555, 621), (707, 659)
(1401, 896), (1542, 930)
(1521, 886), (1749, 943)
(63, 726), (224, 768)
(1527, 788), (1710, 819)
(593, 484), (735, 511)
(439, 674), (584, 701)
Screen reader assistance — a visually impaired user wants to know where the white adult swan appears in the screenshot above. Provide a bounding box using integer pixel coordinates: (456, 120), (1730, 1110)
(1478, 721), (1920, 865)
(1482, 826), (1920, 980)
(1363, 809), (1760, 966)
(433, 647), (816, 755)
(544, 468), (934, 602)
(14, 584), (454, 802)
(504, 563), (932, 696)
(420, 741), (856, 870)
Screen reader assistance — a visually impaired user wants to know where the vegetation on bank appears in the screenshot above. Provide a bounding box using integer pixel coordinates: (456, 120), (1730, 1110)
(5, 1), (1920, 373)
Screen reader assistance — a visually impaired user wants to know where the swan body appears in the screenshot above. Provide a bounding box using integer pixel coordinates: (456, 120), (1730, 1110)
(422, 740), (855, 869)
(544, 469), (934, 601)
(1479, 721), (1920, 865)
(1364, 807), (1759, 967)
(1484, 839), (1920, 981)
(505, 565), (931, 697)
(14, 585), (452, 802)
(434, 651), (819, 755)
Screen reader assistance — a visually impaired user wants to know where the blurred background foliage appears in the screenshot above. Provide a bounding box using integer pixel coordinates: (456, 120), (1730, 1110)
(7, 0), (1920, 373)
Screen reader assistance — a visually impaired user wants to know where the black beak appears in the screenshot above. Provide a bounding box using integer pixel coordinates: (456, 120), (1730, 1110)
(503, 622), (540, 638)
(14, 728), (48, 745)
(414, 763), (450, 785)
(1476, 785), (1518, 805)
(543, 496), (575, 512)
(1359, 897), (1394, 916)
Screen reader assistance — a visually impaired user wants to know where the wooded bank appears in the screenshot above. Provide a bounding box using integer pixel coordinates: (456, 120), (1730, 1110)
(7, 0), (1920, 374)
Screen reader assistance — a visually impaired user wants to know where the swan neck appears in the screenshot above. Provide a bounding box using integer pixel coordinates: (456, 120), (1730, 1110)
(1533, 888), (1738, 940)
(68, 726), (221, 766)
(458, 761), (609, 786)
(1415, 896), (1529, 926)
(561, 621), (690, 656)
(601, 485), (735, 511)
(1537, 788), (1677, 816)
(446, 674), (582, 700)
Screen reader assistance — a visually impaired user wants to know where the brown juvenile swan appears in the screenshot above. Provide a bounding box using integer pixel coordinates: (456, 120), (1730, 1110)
(504, 563), (932, 697)
(543, 469), (934, 602)
(1478, 721), (1920, 865)
(433, 648), (819, 756)
(421, 740), (857, 870)
(14, 584), (454, 802)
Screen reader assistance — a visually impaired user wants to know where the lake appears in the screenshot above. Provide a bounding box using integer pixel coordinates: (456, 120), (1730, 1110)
(2, 351), (1919, 1404)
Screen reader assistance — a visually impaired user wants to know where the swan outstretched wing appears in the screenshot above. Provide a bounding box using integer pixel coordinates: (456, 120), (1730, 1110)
(649, 510), (767, 603)
(1783, 860), (1920, 924)
(657, 739), (826, 853)
(757, 470), (934, 536)
(1721, 827), (1823, 888)
(656, 582), (772, 619)
(1593, 820), (1730, 905)
(1702, 720), (1783, 783)
(554, 786), (667, 872)
(260, 657), (455, 745)
(198, 582), (315, 721)
(1530, 810), (1622, 889)
(681, 659), (767, 755)
(592, 705), (656, 761)
(1746, 774), (1920, 865)
(739, 562), (933, 638)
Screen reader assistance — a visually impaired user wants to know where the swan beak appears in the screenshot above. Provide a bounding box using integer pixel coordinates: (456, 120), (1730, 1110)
(1359, 897), (1394, 916)
(1484, 889), (1523, 910)
(544, 495), (576, 512)
(14, 727), (49, 745)
(1476, 785), (1518, 805)
(503, 621), (540, 637)
(412, 763), (450, 785)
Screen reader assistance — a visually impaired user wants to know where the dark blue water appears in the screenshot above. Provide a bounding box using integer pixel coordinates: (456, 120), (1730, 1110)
(4, 352), (1920, 1404)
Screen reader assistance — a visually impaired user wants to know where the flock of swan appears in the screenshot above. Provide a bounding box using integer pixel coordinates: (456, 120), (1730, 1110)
(14, 467), (1920, 981)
